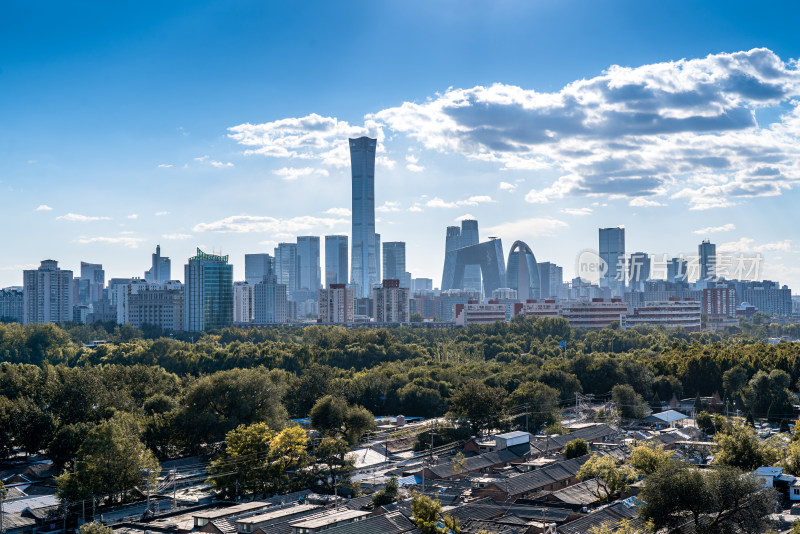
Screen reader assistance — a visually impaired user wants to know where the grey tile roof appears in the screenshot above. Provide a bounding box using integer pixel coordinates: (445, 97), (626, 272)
(484, 455), (591, 497)
(557, 500), (640, 534)
(323, 511), (415, 534)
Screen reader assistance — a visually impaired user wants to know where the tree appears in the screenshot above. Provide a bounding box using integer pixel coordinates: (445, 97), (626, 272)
(312, 437), (357, 497)
(209, 422), (275, 499)
(310, 395), (376, 445)
(372, 476), (400, 507)
(508, 381), (561, 432)
(714, 423), (771, 470)
(640, 462), (777, 534)
(56, 416), (160, 504)
(577, 454), (637, 503)
(411, 492), (459, 534)
(564, 438), (589, 460)
(78, 523), (112, 534)
(47, 422), (94, 469)
(629, 443), (672, 476)
(447, 381), (507, 436)
(268, 426), (311, 492)
(588, 519), (650, 534)
(743, 369), (795, 420)
(612, 384), (648, 420)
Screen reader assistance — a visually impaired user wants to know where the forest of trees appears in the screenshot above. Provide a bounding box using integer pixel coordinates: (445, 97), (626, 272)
(1, 316), (800, 501)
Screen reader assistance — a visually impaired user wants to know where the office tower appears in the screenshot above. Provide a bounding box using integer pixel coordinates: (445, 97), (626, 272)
(373, 279), (410, 323)
(628, 252), (651, 292)
(318, 284), (355, 323)
(245, 253), (274, 286)
(599, 227), (625, 296)
(233, 281), (254, 323)
(253, 274), (287, 323)
(460, 220), (481, 292)
(699, 240), (717, 282)
(382, 242), (406, 281)
(184, 249), (233, 332)
(73, 261), (105, 305)
(325, 235), (349, 287)
(274, 243), (298, 299)
(412, 278), (433, 293)
(0, 287), (24, 323)
(374, 233), (381, 286)
(145, 245), (171, 283)
(441, 226), (462, 290)
(349, 136), (378, 298)
(126, 281), (184, 331)
(23, 260), (73, 324)
(506, 241), (541, 301)
(537, 262), (563, 299)
(667, 257), (688, 283)
(442, 238), (506, 298)
(297, 236), (321, 294)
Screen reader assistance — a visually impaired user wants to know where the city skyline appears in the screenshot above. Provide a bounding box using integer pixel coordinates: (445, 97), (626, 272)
(2, 2), (800, 290)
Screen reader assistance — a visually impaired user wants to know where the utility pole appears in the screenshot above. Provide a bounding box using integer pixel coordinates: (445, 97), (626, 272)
(171, 468), (177, 511)
(1, 481), (6, 534)
(525, 403), (529, 434)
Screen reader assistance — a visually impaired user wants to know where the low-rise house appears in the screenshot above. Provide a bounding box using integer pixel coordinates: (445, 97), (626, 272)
(557, 499), (641, 534)
(471, 456), (591, 502)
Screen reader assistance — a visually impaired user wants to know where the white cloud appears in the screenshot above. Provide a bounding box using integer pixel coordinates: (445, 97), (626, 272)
(408, 204), (423, 212)
(194, 155), (234, 168)
(35, 204), (53, 211)
(425, 195), (495, 208)
(77, 236), (145, 248)
(155, 211), (170, 216)
(455, 213), (476, 222)
(377, 201), (402, 213)
(157, 164), (173, 168)
(325, 207), (352, 217)
(127, 214), (139, 220)
(693, 223), (736, 235)
(718, 237), (791, 253)
(628, 198), (665, 207)
(273, 166), (330, 181)
(259, 240), (279, 248)
(193, 215), (348, 234)
(485, 217), (569, 239)
(0, 263), (37, 271)
(405, 154), (424, 172)
(561, 207), (593, 216)
(162, 233), (193, 240)
(499, 181), (517, 192)
(57, 213), (111, 222)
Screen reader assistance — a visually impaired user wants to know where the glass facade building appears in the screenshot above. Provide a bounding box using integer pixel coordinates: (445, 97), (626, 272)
(349, 136), (378, 297)
(297, 236), (321, 294)
(184, 249), (233, 332)
(244, 253), (274, 286)
(274, 243), (298, 299)
(325, 235), (348, 287)
(506, 241), (541, 301)
(599, 227), (625, 296)
(382, 241), (406, 282)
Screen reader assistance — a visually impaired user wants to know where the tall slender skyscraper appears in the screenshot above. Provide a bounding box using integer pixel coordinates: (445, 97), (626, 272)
(145, 245), (171, 283)
(460, 220), (481, 293)
(441, 226), (461, 290)
(599, 227), (625, 296)
(325, 235), (348, 287)
(699, 240), (717, 282)
(382, 242), (406, 282)
(274, 243), (298, 299)
(349, 137), (378, 297)
(297, 236), (321, 292)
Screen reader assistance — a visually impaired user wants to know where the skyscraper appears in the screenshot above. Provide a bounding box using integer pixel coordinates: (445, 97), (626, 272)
(184, 249), (233, 332)
(145, 245), (171, 283)
(441, 226), (461, 290)
(373, 279), (410, 323)
(75, 261), (105, 305)
(23, 260), (74, 324)
(382, 242), (406, 282)
(699, 240), (717, 282)
(506, 241), (541, 301)
(297, 236), (321, 293)
(318, 283), (355, 323)
(244, 253), (274, 286)
(375, 232), (381, 287)
(599, 227), (625, 296)
(274, 243), (298, 299)
(628, 252), (651, 292)
(349, 136), (378, 298)
(325, 235), (348, 287)
(459, 220), (481, 292)
(537, 262), (563, 298)
(233, 281), (254, 323)
(667, 257), (688, 283)
(253, 274), (287, 323)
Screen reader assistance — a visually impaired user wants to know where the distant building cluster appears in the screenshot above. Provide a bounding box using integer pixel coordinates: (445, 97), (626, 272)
(1, 137), (796, 332)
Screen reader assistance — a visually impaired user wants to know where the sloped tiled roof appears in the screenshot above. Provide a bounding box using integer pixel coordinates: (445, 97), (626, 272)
(484, 455), (591, 497)
(558, 500), (640, 534)
(323, 511), (415, 534)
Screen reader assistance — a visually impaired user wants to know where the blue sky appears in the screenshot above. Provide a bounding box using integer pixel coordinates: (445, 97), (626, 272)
(2, 0), (800, 289)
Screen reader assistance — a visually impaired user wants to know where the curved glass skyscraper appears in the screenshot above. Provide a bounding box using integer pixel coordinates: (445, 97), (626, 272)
(506, 240), (541, 301)
(349, 137), (378, 297)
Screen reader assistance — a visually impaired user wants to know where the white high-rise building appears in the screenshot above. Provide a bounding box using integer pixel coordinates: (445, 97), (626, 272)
(233, 281), (254, 323)
(23, 260), (73, 324)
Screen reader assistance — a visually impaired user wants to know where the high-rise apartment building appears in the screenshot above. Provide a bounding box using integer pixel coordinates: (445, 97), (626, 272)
(244, 253), (274, 286)
(350, 136), (379, 298)
(274, 243), (298, 299)
(126, 281), (184, 331)
(599, 227), (625, 296)
(325, 235), (348, 287)
(373, 279), (409, 323)
(0, 287), (24, 323)
(184, 249), (233, 332)
(297, 236), (321, 294)
(703, 286), (737, 317)
(145, 245), (171, 283)
(253, 274), (287, 323)
(233, 281), (254, 323)
(699, 240), (717, 282)
(23, 260), (74, 324)
(318, 283), (355, 324)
